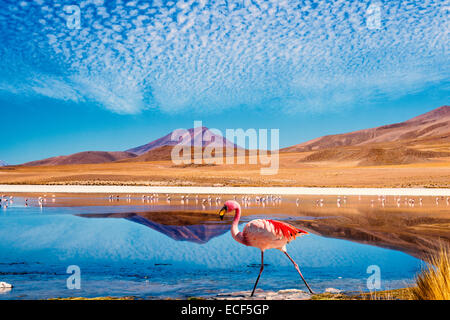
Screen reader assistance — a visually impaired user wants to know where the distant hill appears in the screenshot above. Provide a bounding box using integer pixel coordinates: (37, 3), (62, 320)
(22, 151), (137, 166)
(0, 160), (8, 166)
(126, 126), (240, 155)
(298, 145), (450, 166)
(282, 106), (450, 153)
(18, 106), (450, 167)
(20, 126), (242, 166)
(119, 145), (253, 164)
(281, 105), (450, 165)
(122, 145), (174, 162)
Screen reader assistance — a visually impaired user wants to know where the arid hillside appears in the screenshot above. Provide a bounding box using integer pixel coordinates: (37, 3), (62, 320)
(23, 151), (137, 166)
(3, 105), (449, 187)
(282, 106), (450, 152)
(281, 106), (450, 166)
(18, 106), (450, 168)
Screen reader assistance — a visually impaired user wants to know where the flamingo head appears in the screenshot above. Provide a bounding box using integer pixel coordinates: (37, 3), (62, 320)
(218, 200), (240, 220)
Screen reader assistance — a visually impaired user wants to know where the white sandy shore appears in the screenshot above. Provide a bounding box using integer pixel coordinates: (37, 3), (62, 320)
(0, 184), (449, 196)
(213, 289), (311, 300)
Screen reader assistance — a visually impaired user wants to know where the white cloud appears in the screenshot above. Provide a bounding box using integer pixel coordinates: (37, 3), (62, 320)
(0, 0), (448, 114)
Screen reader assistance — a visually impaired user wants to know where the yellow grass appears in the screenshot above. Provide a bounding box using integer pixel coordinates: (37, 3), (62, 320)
(411, 245), (450, 300)
(362, 288), (415, 300)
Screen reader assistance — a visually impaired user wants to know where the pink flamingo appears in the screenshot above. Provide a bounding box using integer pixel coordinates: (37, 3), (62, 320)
(219, 200), (313, 296)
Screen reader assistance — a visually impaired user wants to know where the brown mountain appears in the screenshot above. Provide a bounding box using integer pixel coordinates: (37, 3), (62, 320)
(19, 106), (450, 167)
(282, 106), (450, 152)
(121, 145), (174, 162)
(126, 126), (239, 155)
(119, 145), (253, 164)
(281, 105), (450, 165)
(22, 126), (241, 166)
(23, 151), (137, 166)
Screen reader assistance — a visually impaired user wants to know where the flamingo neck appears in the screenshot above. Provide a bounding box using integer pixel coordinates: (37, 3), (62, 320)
(231, 207), (246, 245)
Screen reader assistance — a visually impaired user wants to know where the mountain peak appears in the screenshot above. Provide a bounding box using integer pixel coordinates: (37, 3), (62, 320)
(126, 126), (238, 155)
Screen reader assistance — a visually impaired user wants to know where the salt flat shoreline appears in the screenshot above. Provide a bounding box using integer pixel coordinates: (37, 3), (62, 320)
(0, 184), (449, 196)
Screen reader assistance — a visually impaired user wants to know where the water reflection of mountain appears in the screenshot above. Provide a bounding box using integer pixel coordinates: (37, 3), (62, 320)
(77, 211), (230, 244)
(76, 204), (450, 259)
(285, 207), (450, 260)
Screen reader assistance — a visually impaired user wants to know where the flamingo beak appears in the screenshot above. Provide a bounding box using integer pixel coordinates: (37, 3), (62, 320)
(218, 206), (227, 220)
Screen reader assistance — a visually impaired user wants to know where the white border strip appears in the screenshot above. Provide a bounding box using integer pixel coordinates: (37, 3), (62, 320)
(0, 185), (449, 196)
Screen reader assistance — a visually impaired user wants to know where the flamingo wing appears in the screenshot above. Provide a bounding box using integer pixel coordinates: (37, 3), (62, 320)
(242, 219), (308, 249)
(266, 219), (308, 241)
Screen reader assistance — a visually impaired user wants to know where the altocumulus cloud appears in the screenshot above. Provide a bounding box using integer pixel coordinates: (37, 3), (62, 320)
(0, 0), (448, 114)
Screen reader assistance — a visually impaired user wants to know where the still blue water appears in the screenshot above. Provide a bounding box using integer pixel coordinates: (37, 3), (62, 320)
(0, 200), (422, 299)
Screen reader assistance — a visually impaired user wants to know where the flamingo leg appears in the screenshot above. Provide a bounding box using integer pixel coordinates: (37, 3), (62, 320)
(250, 250), (264, 297)
(283, 251), (314, 294)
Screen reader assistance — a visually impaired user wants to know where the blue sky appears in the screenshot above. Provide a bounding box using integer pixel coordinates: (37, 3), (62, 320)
(0, 0), (448, 164)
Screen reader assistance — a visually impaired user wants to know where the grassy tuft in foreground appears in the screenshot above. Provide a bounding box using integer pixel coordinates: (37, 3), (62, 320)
(410, 245), (450, 300)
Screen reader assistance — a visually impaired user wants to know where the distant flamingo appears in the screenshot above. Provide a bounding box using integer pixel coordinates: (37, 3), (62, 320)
(219, 200), (313, 296)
